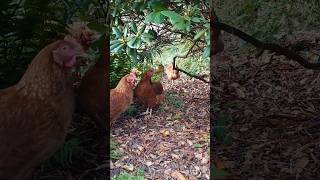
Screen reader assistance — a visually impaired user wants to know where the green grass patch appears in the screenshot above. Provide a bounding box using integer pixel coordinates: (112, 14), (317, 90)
(112, 168), (145, 180)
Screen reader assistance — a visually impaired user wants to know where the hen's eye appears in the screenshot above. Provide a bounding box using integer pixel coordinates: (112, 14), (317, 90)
(62, 46), (67, 51)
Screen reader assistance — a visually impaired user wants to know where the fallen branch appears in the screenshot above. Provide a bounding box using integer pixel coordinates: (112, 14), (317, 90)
(212, 21), (320, 70)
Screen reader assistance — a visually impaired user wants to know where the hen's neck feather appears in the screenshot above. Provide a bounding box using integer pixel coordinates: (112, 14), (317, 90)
(114, 75), (132, 92)
(16, 40), (73, 99)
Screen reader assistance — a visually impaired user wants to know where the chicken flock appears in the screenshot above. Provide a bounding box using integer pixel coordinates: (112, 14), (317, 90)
(0, 20), (185, 179)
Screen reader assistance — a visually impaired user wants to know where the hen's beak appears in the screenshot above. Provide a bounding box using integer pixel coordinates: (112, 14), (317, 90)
(154, 64), (164, 73)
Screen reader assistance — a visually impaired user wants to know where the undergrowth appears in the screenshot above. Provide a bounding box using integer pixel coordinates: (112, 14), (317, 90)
(111, 168), (145, 180)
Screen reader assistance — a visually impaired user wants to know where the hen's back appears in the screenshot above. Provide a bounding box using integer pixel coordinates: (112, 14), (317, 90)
(0, 87), (74, 179)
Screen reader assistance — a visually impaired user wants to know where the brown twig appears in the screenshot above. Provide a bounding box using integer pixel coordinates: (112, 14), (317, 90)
(171, 41), (210, 83)
(213, 21), (320, 70)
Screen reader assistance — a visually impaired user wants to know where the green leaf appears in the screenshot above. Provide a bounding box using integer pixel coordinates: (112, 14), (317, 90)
(113, 43), (125, 52)
(138, 24), (146, 34)
(141, 32), (154, 43)
(194, 144), (203, 148)
(110, 42), (121, 51)
(172, 21), (186, 30)
(112, 27), (123, 38)
(184, 16), (191, 21)
(127, 36), (142, 49)
(148, 29), (157, 38)
(126, 46), (137, 62)
(191, 17), (202, 22)
(145, 11), (166, 24)
(203, 46), (210, 58)
(149, 0), (166, 11)
(131, 22), (137, 33)
(194, 30), (206, 40)
(110, 40), (121, 46)
(123, 25), (128, 37)
(161, 10), (181, 22)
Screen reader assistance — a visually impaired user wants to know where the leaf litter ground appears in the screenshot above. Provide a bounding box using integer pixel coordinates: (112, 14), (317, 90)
(112, 74), (210, 179)
(212, 31), (320, 179)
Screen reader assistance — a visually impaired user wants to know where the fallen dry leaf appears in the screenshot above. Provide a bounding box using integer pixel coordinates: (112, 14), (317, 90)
(171, 170), (187, 180)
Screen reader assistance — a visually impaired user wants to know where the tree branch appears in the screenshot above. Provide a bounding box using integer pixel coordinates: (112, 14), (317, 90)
(171, 40), (210, 83)
(213, 21), (320, 70)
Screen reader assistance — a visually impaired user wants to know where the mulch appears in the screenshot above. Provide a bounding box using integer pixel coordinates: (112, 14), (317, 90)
(212, 31), (320, 179)
(112, 74), (210, 179)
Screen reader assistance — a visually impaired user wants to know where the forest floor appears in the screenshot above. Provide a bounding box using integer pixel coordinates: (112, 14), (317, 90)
(111, 74), (210, 179)
(31, 71), (209, 180)
(212, 31), (320, 179)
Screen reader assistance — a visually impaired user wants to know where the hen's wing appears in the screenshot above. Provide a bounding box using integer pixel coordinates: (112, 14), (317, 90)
(110, 89), (132, 124)
(152, 81), (163, 94)
(77, 66), (106, 127)
(0, 92), (71, 179)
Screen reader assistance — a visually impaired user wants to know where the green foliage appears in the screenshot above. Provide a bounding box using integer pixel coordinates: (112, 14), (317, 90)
(110, 0), (209, 82)
(42, 138), (84, 169)
(215, 0), (320, 41)
(165, 91), (183, 108)
(0, 0), (106, 88)
(124, 105), (138, 116)
(110, 138), (125, 160)
(53, 138), (83, 168)
(112, 168), (145, 180)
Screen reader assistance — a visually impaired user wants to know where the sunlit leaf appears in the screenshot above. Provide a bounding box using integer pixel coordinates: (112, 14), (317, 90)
(127, 36), (142, 49)
(194, 29), (206, 40)
(131, 22), (137, 33)
(112, 27), (123, 38)
(145, 11), (166, 24)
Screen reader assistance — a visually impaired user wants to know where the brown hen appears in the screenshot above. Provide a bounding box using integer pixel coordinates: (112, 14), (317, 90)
(0, 37), (85, 180)
(134, 68), (165, 116)
(76, 37), (107, 128)
(110, 70), (138, 127)
(165, 63), (180, 85)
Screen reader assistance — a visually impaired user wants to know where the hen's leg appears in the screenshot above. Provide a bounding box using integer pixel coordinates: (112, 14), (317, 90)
(141, 107), (150, 115)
